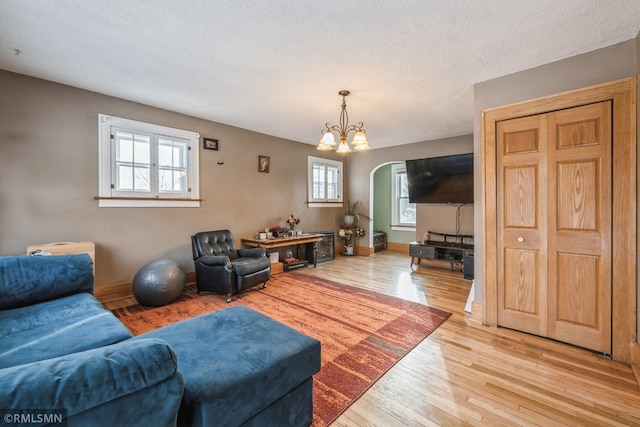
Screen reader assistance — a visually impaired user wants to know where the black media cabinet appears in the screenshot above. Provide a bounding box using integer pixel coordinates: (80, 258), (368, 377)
(410, 231), (473, 276)
(373, 231), (387, 252)
(305, 231), (335, 264)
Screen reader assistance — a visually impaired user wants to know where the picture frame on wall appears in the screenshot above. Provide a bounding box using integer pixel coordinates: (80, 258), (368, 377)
(203, 138), (219, 150)
(258, 155), (270, 173)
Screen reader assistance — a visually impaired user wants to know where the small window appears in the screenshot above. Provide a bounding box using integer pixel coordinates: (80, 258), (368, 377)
(98, 114), (200, 207)
(308, 156), (343, 207)
(391, 163), (416, 230)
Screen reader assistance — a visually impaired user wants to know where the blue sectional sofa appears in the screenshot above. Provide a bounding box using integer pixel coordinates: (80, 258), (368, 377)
(0, 254), (321, 426)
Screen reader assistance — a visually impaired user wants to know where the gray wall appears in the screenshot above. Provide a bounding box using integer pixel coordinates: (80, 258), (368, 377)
(2, 35), (637, 296)
(347, 135), (474, 248)
(373, 162), (474, 246)
(0, 70), (474, 289)
(0, 70), (345, 287)
(372, 164), (413, 245)
(472, 37), (639, 303)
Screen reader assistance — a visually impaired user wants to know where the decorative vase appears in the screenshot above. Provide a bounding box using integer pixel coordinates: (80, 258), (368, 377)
(344, 214), (355, 226)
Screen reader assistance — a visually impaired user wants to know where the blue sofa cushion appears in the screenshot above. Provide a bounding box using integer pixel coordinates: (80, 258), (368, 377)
(0, 338), (183, 419)
(0, 292), (132, 369)
(66, 375), (184, 427)
(136, 306), (321, 427)
(0, 254), (94, 310)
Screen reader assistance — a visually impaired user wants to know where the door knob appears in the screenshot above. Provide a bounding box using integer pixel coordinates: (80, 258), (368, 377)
(517, 237), (525, 243)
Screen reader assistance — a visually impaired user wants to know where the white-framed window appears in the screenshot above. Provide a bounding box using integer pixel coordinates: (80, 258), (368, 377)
(307, 156), (343, 207)
(98, 114), (200, 207)
(391, 163), (416, 230)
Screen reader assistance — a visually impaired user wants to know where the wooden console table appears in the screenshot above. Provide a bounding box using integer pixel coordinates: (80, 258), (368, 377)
(241, 234), (324, 267)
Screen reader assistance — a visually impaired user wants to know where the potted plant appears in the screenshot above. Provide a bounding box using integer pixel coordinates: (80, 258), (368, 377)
(344, 200), (373, 226)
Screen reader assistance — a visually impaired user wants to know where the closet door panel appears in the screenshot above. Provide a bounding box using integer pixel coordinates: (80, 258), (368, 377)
(547, 102), (612, 353)
(497, 115), (547, 335)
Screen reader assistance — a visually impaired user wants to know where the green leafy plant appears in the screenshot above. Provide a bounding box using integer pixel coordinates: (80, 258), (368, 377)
(345, 200), (373, 223)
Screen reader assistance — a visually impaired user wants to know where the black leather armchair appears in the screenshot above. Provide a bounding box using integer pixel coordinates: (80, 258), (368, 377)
(191, 230), (271, 302)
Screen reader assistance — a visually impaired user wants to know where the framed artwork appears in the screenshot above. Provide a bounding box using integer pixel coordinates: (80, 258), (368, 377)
(258, 155), (270, 173)
(203, 138), (219, 150)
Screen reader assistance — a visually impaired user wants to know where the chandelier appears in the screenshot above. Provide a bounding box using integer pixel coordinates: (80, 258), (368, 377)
(317, 90), (370, 153)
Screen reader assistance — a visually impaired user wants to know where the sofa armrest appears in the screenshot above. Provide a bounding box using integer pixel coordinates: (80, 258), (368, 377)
(0, 254), (94, 310)
(0, 338), (183, 418)
(196, 255), (232, 269)
(238, 248), (266, 258)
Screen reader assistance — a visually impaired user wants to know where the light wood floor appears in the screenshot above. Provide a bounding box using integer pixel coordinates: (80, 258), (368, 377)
(105, 250), (640, 426)
(295, 250), (640, 426)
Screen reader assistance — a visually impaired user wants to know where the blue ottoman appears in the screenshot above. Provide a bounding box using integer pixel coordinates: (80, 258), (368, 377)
(135, 306), (321, 427)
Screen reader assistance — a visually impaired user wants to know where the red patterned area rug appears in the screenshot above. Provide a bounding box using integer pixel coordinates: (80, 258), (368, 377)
(113, 273), (450, 426)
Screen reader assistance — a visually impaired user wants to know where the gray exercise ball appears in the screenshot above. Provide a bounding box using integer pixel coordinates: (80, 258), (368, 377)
(132, 259), (186, 307)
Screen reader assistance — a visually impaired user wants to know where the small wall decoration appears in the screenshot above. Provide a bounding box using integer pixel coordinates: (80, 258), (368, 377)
(203, 138), (219, 150)
(258, 155), (270, 173)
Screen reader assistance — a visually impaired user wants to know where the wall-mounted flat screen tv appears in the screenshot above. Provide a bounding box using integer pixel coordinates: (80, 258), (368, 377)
(406, 153), (474, 204)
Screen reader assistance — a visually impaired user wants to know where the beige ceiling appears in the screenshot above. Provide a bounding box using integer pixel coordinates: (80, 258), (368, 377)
(1, 0), (639, 149)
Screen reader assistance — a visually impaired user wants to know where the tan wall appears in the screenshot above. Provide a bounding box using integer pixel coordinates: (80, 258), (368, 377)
(0, 70), (345, 287)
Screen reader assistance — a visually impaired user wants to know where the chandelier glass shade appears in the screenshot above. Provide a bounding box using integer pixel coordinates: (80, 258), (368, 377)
(317, 90), (370, 152)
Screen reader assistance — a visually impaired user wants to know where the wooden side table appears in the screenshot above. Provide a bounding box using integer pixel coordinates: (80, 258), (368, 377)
(26, 241), (95, 273)
(241, 234), (324, 268)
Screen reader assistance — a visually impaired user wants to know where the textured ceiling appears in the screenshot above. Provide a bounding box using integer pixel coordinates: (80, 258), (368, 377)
(1, 0), (639, 149)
